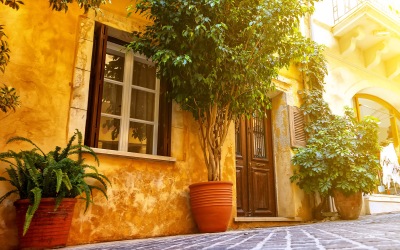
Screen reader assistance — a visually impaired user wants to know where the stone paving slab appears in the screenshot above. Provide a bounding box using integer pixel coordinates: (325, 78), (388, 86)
(64, 213), (400, 250)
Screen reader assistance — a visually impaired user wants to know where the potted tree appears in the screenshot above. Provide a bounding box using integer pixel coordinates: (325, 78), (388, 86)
(0, 130), (110, 249)
(128, 0), (323, 232)
(291, 87), (381, 219)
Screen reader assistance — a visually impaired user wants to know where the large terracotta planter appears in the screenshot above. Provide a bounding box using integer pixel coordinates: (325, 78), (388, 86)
(189, 181), (233, 233)
(14, 198), (77, 249)
(333, 190), (362, 220)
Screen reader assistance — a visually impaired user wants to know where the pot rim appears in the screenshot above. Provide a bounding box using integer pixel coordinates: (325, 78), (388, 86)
(14, 198), (77, 206)
(189, 181), (233, 189)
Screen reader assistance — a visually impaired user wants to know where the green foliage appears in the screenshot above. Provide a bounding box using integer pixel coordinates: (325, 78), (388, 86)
(0, 0), (22, 74)
(0, 84), (19, 112)
(0, 25), (10, 73)
(0, 0), (24, 10)
(48, 0), (111, 13)
(0, 130), (111, 235)
(291, 54), (381, 196)
(1, 0), (109, 12)
(128, 0), (322, 181)
(1, 23), (19, 114)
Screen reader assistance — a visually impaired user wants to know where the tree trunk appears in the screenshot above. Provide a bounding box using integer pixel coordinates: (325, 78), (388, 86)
(198, 103), (232, 181)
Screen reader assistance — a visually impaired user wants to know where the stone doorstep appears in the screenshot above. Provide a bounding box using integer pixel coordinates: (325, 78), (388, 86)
(365, 194), (400, 203)
(234, 217), (302, 222)
(364, 194), (400, 215)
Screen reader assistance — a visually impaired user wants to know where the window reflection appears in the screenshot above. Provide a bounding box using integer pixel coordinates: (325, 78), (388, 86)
(102, 81), (122, 116)
(130, 89), (155, 121)
(104, 53), (125, 82)
(98, 116), (120, 150)
(132, 60), (156, 90)
(128, 122), (153, 154)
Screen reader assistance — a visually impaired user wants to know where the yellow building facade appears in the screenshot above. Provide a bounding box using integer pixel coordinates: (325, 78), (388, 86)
(0, 1), (311, 249)
(311, 0), (400, 214)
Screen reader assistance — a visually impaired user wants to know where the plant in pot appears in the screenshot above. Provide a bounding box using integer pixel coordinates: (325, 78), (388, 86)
(128, 0), (323, 232)
(291, 81), (381, 219)
(0, 130), (110, 249)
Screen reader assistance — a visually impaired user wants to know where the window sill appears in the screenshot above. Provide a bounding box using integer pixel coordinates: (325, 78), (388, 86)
(91, 148), (176, 162)
(234, 217), (302, 222)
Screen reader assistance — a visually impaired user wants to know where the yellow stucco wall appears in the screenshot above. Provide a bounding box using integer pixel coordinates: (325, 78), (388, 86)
(0, 2), (237, 248)
(0, 1), (310, 249)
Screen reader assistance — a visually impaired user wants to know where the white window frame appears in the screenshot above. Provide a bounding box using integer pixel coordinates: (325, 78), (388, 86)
(101, 42), (160, 154)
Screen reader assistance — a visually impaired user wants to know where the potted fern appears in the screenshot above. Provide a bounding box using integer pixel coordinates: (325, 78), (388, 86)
(0, 130), (110, 249)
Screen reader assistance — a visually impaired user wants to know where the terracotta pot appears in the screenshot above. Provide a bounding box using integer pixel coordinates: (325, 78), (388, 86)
(189, 181), (233, 233)
(14, 198), (77, 249)
(332, 190), (362, 220)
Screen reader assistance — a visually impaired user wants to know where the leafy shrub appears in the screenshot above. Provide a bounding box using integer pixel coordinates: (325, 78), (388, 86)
(291, 107), (381, 197)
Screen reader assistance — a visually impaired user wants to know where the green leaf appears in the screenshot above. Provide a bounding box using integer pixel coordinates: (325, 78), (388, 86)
(55, 168), (63, 193)
(23, 187), (42, 235)
(62, 174), (72, 191)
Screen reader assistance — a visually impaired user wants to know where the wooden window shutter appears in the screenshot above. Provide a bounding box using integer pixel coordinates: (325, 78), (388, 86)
(157, 78), (172, 156)
(288, 106), (306, 148)
(85, 22), (108, 147)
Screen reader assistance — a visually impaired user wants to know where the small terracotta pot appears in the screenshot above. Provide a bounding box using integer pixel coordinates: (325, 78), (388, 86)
(189, 181), (233, 233)
(14, 198), (77, 249)
(332, 190), (362, 220)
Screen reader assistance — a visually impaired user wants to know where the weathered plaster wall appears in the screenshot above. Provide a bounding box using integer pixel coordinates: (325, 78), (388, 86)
(0, 1), (236, 249)
(272, 93), (297, 218)
(271, 76), (312, 221)
(0, 2), (81, 248)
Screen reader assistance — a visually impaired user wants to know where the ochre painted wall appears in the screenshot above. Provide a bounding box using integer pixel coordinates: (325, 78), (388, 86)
(0, 2), (81, 248)
(0, 1), (237, 249)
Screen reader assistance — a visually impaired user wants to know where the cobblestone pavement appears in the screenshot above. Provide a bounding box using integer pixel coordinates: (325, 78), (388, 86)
(65, 213), (400, 250)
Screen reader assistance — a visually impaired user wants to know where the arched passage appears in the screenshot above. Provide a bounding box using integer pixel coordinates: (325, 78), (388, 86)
(353, 93), (400, 149)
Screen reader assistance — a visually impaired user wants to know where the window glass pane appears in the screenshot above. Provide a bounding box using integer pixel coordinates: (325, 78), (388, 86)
(101, 81), (122, 115)
(358, 98), (390, 144)
(132, 60), (156, 90)
(252, 114), (266, 158)
(98, 116), (120, 150)
(130, 89), (155, 121)
(128, 122), (153, 154)
(235, 120), (242, 156)
(104, 53), (124, 81)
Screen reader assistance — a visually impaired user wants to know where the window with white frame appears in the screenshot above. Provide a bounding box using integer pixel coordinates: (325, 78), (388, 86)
(85, 23), (171, 156)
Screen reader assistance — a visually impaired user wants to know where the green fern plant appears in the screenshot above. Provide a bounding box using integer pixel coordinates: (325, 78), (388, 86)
(0, 130), (110, 235)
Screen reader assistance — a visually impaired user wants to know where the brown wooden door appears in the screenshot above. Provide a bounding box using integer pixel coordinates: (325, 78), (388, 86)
(235, 110), (276, 217)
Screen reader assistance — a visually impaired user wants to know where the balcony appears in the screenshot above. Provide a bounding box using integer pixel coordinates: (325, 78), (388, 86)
(331, 0), (400, 80)
(333, 0), (400, 25)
